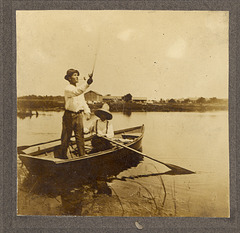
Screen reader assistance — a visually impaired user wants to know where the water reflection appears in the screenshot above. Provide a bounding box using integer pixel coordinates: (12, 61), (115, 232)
(19, 151), (143, 215)
(17, 110), (39, 119)
(123, 109), (132, 117)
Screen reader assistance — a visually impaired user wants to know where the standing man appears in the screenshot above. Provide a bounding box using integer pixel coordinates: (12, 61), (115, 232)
(60, 68), (93, 159)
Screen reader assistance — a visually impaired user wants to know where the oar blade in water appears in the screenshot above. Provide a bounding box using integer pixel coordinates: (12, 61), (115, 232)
(102, 136), (195, 174)
(164, 163), (195, 174)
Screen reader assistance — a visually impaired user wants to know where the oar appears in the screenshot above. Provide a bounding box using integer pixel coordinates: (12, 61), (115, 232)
(101, 136), (194, 174)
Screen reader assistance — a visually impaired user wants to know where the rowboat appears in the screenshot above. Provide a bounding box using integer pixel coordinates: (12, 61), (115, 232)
(18, 125), (145, 179)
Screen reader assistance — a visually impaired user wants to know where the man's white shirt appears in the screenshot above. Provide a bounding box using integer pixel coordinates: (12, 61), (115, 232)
(64, 82), (90, 114)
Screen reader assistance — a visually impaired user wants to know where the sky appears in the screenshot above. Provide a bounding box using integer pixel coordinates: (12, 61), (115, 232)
(16, 10), (229, 100)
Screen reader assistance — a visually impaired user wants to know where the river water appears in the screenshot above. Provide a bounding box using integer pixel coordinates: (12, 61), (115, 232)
(17, 111), (229, 217)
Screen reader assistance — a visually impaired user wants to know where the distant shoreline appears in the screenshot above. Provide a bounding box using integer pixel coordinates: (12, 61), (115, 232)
(17, 98), (228, 114)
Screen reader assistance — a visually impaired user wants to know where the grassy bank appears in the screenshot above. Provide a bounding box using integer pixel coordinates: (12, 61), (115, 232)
(111, 102), (228, 112)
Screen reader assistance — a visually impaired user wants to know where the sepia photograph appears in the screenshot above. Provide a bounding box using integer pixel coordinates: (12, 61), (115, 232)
(16, 10), (229, 217)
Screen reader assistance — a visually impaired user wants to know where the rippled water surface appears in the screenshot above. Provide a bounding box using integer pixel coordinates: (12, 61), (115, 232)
(17, 111), (229, 217)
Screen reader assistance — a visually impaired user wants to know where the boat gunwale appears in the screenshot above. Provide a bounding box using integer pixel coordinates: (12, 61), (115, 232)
(18, 124), (145, 165)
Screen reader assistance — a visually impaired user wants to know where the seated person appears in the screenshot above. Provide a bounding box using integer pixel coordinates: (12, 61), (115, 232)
(89, 103), (114, 152)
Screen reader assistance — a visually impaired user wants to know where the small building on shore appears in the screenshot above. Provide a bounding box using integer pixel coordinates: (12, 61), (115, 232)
(84, 90), (103, 103)
(102, 95), (122, 102)
(133, 97), (147, 103)
(188, 97), (198, 103)
(84, 91), (147, 104)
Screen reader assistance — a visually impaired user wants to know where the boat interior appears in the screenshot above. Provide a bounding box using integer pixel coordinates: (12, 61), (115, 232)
(19, 126), (144, 162)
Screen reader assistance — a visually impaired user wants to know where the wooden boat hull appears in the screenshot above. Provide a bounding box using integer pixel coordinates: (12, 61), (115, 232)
(18, 125), (144, 179)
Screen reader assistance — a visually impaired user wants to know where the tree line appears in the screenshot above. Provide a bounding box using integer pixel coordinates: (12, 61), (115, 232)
(17, 95), (228, 113)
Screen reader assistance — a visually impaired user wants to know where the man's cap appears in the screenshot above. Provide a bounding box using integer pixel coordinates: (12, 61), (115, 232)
(64, 69), (79, 81)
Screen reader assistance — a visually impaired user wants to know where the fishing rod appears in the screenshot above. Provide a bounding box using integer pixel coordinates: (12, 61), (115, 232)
(91, 45), (98, 75)
(89, 32), (101, 78)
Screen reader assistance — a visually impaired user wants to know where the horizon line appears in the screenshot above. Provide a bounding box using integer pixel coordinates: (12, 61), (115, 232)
(17, 94), (229, 100)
